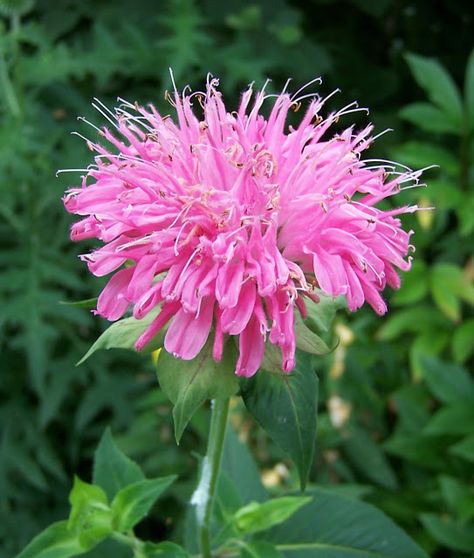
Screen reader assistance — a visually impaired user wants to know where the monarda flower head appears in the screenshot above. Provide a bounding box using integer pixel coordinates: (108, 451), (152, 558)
(63, 76), (421, 377)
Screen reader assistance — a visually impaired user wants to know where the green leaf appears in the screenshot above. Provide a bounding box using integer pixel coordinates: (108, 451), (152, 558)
(156, 340), (238, 442)
(14, 521), (83, 558)
(452, 318), (474, 362)
(457, 195), (474, 236)
(377, 305), (446, 341)
(384, 433), (446, 470)
(93, 428), (144, 501)
(430, 263), (463, 322)
(266, 489), (429, 557)
(68, 477), (112, 550)
(214, 470), (244, 530)
(141, 541), (190, 557)
(260, 342), (284, 374)
(393, 261), (429, 305)
(449, 434), (474, 463)
(59, 298), (97, 309)
(439, 476), (474, 519)
(77, 308), (164, 365)
(294, 314), (331, 355)
(424, 404), (474, 436)
(234, 496), (312, 535)
(111, 476), (176, 532)
(221, 426), (268, 504)
(240, 541), (284, 558)
(390, 141), (457, 176)
(405, 53), (462, 126)
(391, 384), (431, 433)
(241, 351), (318, 490)
(424, 178), (463, 211)
(341, 426), (398, 490)
(420, 513), (474, 552)
(77, 538), (131, 558)
(399, 102), (458, 133)
(409, 331), (449, 380)
(419, 357), (474, 405)
(465, 48), (474, 128)
(304, 292), (346, 333)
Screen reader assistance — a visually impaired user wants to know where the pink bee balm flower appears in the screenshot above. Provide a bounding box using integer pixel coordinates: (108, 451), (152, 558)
(63, 76), (420, 377)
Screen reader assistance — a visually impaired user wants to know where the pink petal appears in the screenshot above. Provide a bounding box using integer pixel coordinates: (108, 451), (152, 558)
(312, 250), (348, 297)
(213, 309), (224, 362)
(221, 281), (256, 334)
(235, 315), (265, 377)
(133, 281), (163, 319)
(359, 277), (388, 316)
(215, 257), (244, 308)
(135, 301), (180, 351)
(344, 262), (365, 312)
(127, 255), (159, 301)
(164, 297), (214, 360)
(96, 267), (134, 320)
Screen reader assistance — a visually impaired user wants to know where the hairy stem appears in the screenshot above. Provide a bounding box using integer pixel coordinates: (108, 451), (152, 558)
(195, 397), (230, 558)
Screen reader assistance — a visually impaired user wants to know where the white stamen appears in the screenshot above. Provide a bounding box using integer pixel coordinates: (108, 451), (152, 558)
(364, 165), (397, 172)
(174, 221), (191, 255)
(363, 158), (413, 172)
(70, 130), (96, 144)
(293, 91), (321, 104)
(77, 116), (103, 135)
(167, 202), (193, 232)
(280, 77), (293, 96)
(169, 67), (178, 95)
(260, 78), (272, 95)
(319, 88), (341, 107)
(56, 168), (90, 176)
(291, 77), (323, 102)
(116, 96), (135, 108)
(114, 108), (155, 132)
(336, 106), (370, 119)
(92, 98), (119, 129)
(399, 182), (427, 191)
(370, 128), (393, 142)
(116, 234), (157, 252)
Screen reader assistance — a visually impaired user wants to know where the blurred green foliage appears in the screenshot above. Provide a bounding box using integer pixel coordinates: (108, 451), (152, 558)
(0, 0), (473, 556)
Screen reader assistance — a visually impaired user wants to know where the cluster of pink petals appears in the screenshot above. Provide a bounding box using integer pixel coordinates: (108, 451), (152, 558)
(63, 76), (420, 377)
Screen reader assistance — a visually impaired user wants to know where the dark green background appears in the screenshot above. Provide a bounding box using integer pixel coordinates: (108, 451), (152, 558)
(1, 0), (473, 556)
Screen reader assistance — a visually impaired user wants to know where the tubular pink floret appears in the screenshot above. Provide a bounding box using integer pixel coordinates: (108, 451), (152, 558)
(64, 77), (419, 376)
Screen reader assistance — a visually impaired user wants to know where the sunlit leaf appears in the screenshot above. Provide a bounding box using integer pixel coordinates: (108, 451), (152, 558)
(234, 496), (312, 535)
(14, 521), (83, 558)
(111, 476), (176, 532)
(68, 477), (112, 550)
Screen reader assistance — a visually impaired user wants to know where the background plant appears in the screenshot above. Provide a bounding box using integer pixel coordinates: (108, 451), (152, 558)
(0, 1), (473, 557)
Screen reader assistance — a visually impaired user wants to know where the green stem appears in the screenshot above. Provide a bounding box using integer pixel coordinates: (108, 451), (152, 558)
(196, 397), (230, 558)
(111, 532), (145, 557)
